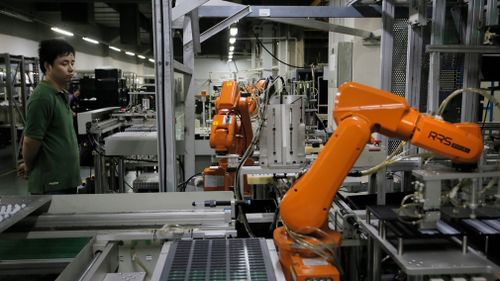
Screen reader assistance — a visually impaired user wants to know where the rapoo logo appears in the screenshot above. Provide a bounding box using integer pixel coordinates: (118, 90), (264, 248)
(428, 131), (471, 153)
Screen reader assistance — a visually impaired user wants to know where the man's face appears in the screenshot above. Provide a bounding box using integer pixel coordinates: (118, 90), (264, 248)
(45, 53), (75, 86)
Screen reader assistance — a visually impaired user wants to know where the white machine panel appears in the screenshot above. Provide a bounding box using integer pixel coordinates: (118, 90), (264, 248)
(104, 131), (158, 156)
(77, 107), (120, 135)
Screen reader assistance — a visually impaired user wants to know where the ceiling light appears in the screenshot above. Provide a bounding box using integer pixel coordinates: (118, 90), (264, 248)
(82, 37), (99, 44)
(109, 46), (121, 52)
(230, 27), (238, 36)
(229, 46), (235, 52)
(228, 55), (233, 59)
(229, 37), (236, 44)
(148, 58), (155, 63)
(228, 59), (232, 62)
(137, 55), (146, 59)
(125, 51), (135, 56)
(228, 51), (234, 56)
(0, 9), (33, 23)
(51, 27), (74, 37)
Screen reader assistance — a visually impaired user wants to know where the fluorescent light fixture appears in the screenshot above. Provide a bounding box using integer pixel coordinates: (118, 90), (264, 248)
(51, 27), (74, 37)
(229, 37), (236, 44)
(228, 59), (232, 62)
(229, 46), (235, 51)
(229, 52), (234, 56)
(148, 58), (155, 63)
(125, 51), (135, 56)
(137, 55), (146, 59)
(228, 55), (233, 59)
(82, 37), (99, 44)
(230, 27), (238, 36)
(109, 46), (121, 52)
(0, 9), (33, 23)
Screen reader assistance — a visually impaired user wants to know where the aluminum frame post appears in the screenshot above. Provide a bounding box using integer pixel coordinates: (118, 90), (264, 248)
(461, 0), (483, 122)
(427, 0), (446, 115)
(154, 0), (177, 192)
(405, 25), (424, 110)
(183, 14), (196, 181)
(375, 0), (395, 205)
(20, 56), (27, 119)
(380, 0), (394, 92)
(5, 55), (18, 168)
(404, 1), (425, 188)
(486, 0), (499, 26)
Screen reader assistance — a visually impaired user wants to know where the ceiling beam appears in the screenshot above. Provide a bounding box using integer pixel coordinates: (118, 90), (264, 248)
(268, 17), (374, 38)
(198, 5), (381, 18)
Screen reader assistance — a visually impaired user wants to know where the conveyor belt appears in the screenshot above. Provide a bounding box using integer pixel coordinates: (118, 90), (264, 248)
(0, 237), (92, 260)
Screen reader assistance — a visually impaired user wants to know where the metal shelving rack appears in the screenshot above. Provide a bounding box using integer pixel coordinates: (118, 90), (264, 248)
(0, 54), (39, 173)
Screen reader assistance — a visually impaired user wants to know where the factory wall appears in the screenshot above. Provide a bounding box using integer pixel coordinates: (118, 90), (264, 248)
(327, 9), (382, 128)
(0, 33), (154, 79)
(193, 57), (255, 95)
(0, 15), (154, 79)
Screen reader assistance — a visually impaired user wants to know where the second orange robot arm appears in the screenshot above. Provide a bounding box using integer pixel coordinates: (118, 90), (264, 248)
(210, 81), (254, 155)
(280, 82), (483, 234)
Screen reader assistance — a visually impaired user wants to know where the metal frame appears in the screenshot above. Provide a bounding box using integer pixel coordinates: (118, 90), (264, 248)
(360, 219), (500, 277)
(156, 1), (388, 191)
(197, 5), (382, 18)
(268, 18), (374, 39)
(153, 0), (177, 192)
(171, 0), (209, 21)
(74, 242), (119, 281)
(427, 45), (500, 54)
(0, 54), (38, 172)
(371, 1), (393, 280)
(183, 14), (196, 183)
(427, 0), (446, 115)
(461, 0), (483, 122)
(486, 0), (499, 26)
(405, 0), (426, 111)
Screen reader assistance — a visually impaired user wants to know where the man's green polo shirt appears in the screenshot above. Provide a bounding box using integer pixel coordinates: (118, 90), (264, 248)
(24, 80), (80, 194)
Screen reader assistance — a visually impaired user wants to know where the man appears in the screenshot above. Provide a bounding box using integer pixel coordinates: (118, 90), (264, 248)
(69, 88), (80, 116)
(17, 39), (80, 194)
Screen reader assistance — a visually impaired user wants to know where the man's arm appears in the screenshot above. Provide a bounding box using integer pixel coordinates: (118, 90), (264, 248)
(22, 136), (42, 171)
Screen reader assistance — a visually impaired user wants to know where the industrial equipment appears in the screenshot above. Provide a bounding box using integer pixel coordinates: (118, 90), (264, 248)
(203, 80), (258, 192)
(274, 82), (484, 281)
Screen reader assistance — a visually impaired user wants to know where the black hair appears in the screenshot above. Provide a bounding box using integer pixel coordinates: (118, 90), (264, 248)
(38, 39), (75, 75)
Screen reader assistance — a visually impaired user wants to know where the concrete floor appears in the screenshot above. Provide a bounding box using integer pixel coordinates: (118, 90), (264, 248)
(0, 166), (95, 195)
(0, 168), (28, 195)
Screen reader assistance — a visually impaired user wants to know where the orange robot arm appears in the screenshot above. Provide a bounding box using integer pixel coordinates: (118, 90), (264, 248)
(210, 81), (254, 155)
(279, 82), (483, 233)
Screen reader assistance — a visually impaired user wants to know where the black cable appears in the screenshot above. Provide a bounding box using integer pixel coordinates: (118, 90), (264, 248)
(314, 112), (328, 134)
(481, 100), (491, 131)
(269, 207), (280, 232)
(347, 171), (363, 177)
(177, 172), (202, 192)
(177, 156), (185, 182)
(255, 34), (312, 69)
(230, 77), (283, 238)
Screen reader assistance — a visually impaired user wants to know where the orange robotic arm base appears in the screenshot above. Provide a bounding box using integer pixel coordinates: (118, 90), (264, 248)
(279, 82), (483, 234)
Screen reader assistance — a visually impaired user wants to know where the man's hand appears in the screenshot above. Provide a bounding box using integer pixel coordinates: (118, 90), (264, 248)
(17, 163), (29, 179)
